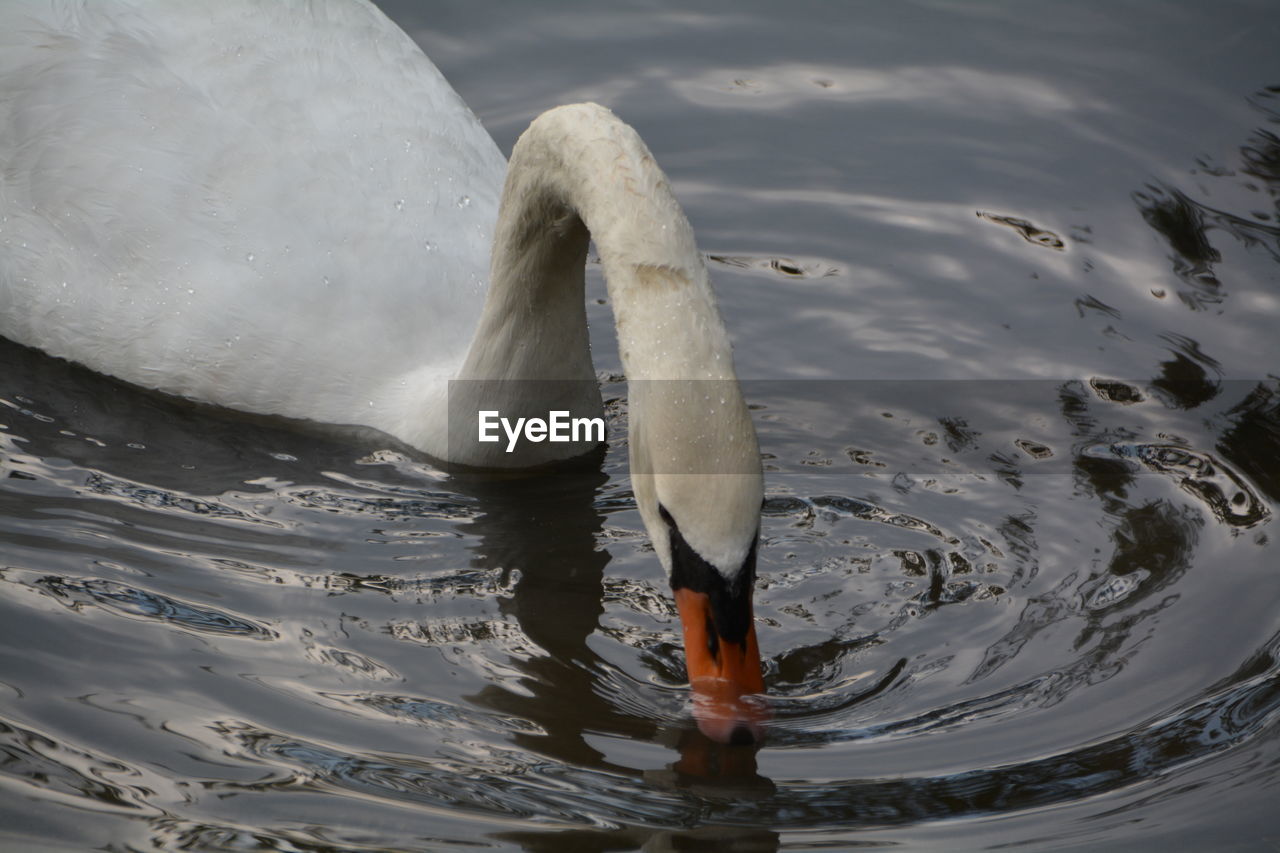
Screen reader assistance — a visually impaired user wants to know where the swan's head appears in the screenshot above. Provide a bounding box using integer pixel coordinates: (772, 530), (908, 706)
(630, 384), (767, 745)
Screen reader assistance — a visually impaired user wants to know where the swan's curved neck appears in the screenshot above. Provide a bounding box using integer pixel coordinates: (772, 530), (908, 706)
(454, 105), (760, 565)
(459, 102), (735, 386)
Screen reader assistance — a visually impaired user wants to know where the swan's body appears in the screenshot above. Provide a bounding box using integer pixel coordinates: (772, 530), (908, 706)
(1, 0), (766, 741)
(1, 0), (500, 444)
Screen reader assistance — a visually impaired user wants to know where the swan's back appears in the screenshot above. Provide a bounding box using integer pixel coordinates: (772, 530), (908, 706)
(0, 0), (505, 434)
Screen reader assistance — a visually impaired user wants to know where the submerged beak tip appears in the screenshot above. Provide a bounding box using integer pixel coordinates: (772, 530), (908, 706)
(690, 686), (769, 745)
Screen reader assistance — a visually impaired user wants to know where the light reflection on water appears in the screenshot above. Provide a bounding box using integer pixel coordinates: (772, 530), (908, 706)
(3, 356), (1277, 848)
(3, 1), (1280, 850)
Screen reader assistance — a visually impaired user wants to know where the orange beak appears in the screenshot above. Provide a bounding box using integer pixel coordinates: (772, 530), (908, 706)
(674, 587), (768, 744)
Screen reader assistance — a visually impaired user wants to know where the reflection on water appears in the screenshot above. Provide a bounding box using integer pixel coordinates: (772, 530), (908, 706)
(1132, 85), (1280, 311)
(3, 1), (1280, 850)
(976, 211), (1066, 251)
(5, 349), (1277, 849)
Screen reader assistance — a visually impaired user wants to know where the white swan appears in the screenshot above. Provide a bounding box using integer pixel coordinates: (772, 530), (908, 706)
(0, 0), (766, 742)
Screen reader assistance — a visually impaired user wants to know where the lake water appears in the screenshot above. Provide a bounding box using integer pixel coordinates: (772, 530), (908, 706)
(2, 1), (1279, 850)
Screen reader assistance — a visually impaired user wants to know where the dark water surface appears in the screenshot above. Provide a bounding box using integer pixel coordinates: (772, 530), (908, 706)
(3, 2), (1280, 850)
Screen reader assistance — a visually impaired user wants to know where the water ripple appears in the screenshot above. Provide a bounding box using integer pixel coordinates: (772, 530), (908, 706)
(201, 638), (1280, 832)
(339, 691), (546, 736)
(82, 472), (281, 528)
(977, 211), (1066, 250)
(1085, 441), (1270, 528)
(0, 716), (174, 818)
(27, 573), (276, 640)
(222, 722), (690, 827)
(284, 486), (476, 522)
(765, 654), (1280, 828)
